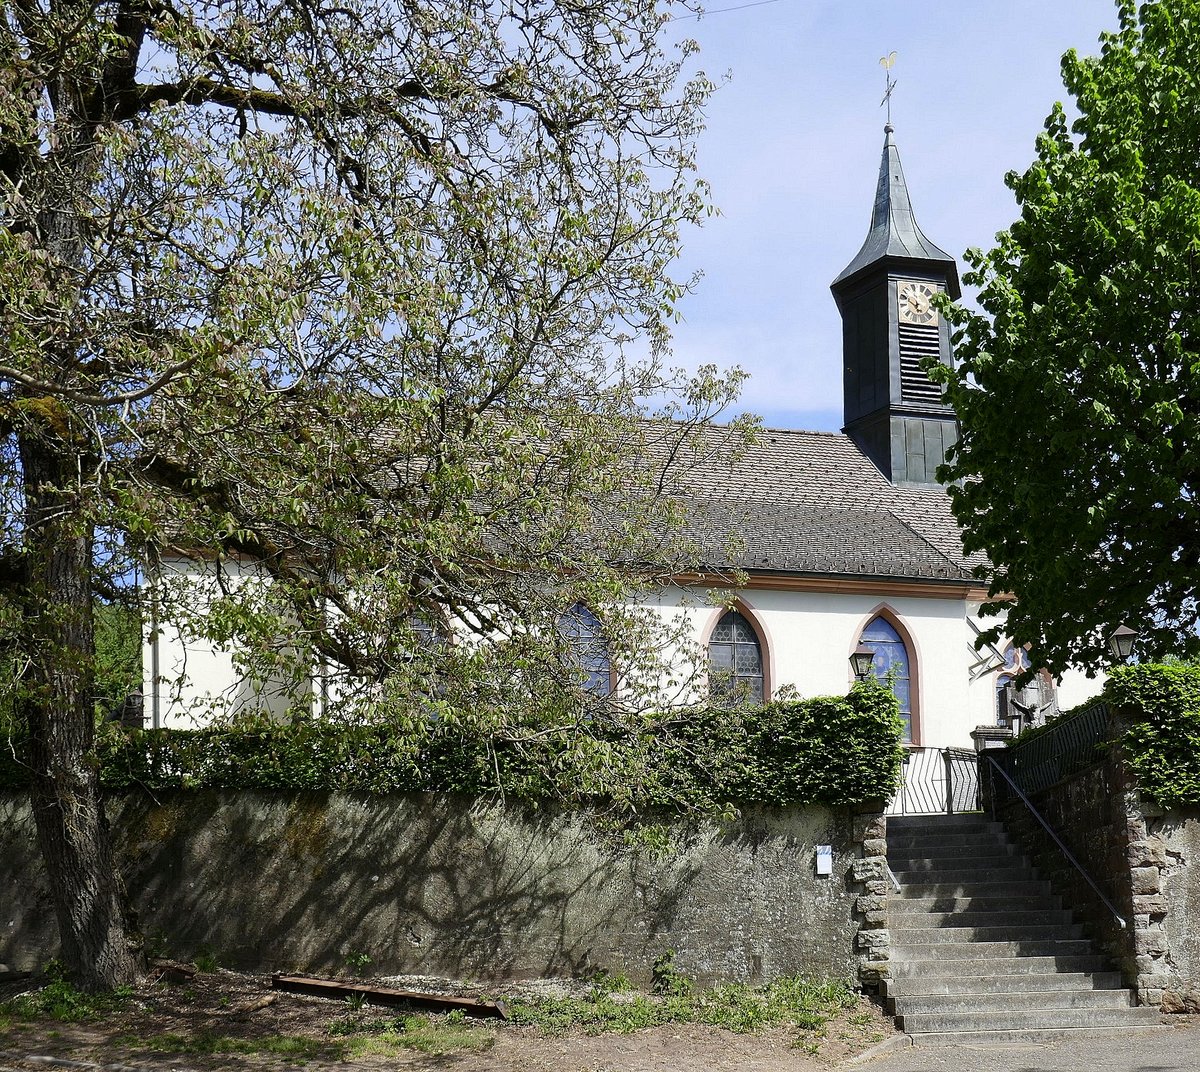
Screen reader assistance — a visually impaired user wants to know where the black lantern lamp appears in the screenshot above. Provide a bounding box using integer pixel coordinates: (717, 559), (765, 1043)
(1107, 624), (1138, 663)
(850, 643), (875, 681)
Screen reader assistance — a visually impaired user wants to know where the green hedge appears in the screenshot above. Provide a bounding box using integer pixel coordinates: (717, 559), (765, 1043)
(0, 681), (905, 811)
(1106, 663), (1200, 810)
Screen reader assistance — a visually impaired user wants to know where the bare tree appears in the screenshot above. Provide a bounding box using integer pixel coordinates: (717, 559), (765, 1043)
(0, 0), (745, 989)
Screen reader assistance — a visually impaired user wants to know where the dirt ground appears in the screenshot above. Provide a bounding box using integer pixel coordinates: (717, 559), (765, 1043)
(0, 968), (895, 1072)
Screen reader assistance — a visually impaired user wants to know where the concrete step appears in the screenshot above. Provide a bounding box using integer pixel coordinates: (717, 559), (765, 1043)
(896, 879), (1053, 898)
(896, 1006), (1163, 1034)
(888, 909), (1075, 928)
(888, 815), (994, 830)
(887, 847), (1017, 864)
(891, 923), (1084, 945)
(892, 865), (1039, 885)
(887, 830), (1008, 849)
(888, 988), (1138, 1015)
(887, 954), (1109, 978)
(892, 859), (1032, 873)
(903, 1025), (1169, 1045)
(887, 894), (1063, 915)
(881, 971), (1125, 998)
(887, 842), (1012, 858)
(891, 938), (1095, 958)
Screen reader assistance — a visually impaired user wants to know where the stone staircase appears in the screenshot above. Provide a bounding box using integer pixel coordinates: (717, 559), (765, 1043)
(884, 813), (1162, 1040)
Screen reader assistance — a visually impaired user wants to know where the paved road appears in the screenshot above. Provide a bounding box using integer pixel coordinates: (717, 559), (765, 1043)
(859, 1024), (1198, 1072)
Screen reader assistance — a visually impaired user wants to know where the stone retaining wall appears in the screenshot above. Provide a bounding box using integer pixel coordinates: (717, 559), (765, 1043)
(993, 757), (1135, 970)
(1, 791), (884, 988)
(1142, 805), (1200, 1010)
(989, 746), (1200, 1008)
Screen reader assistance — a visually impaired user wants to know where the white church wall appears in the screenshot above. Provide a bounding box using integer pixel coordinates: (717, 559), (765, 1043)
(143, 556), (311, 729)
(962, 599), (1107, 731)
(1056, 666), (1105, 709)
(143, 562), (1107, 749)
(639, 584), (980, 749)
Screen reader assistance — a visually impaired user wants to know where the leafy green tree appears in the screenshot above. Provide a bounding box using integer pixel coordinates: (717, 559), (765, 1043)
(0, 0), (742, 989)
(93, 603), (141, 720)
(937, 0), (1200, 674)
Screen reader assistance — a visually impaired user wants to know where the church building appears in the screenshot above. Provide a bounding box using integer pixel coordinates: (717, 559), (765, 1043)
(142, 126), (1099, 753)
(635, 124), (1096, 747)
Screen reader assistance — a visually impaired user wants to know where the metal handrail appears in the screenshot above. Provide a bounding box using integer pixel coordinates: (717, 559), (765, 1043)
(984, 753), (1127, 930)
(886, 861), (902, 892)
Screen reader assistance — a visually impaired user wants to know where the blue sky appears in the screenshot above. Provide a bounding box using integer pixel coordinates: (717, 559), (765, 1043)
(665, 0), (1122, 430)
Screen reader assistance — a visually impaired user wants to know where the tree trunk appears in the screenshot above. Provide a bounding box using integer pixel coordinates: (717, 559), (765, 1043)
(19, 435), (140, 991)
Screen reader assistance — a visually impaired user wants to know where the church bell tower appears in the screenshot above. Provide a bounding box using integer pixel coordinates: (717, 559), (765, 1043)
(830, 125), (961, 486)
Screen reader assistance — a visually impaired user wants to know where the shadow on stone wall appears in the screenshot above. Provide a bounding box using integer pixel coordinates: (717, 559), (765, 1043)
(3, 791), (869, 987)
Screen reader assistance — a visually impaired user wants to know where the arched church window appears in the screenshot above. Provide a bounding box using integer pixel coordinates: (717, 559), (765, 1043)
(708, 610), (764, 705)
(858, 616), (913, 741)
(558, 603), (612, 696)
(409, 614), (445, 653)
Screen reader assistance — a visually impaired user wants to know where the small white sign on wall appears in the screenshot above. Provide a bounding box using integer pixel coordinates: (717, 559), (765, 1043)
(815, 845), (833, 877)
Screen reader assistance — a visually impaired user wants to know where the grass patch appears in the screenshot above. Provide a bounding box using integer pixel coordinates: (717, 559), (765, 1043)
(506, 975), (859, 1037)
(1, 965), (132, 1024)
(329, 1012), (494, 1056)
(192, 949), (219, 973)
(139, 1031), (341, 1059)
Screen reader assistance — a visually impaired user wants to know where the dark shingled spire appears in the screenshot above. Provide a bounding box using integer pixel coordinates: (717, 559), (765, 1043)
(832, 125), (961, 298)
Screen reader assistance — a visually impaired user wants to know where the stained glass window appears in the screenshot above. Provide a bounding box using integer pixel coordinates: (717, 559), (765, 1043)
(558, 604), (612, 696)
(859, 617), (912, 741)
(709, 610), (764, 705)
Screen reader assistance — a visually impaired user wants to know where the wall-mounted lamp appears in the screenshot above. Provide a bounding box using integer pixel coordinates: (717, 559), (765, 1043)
(850, 643), (875, 681)
(1107, 624), (1138, 663)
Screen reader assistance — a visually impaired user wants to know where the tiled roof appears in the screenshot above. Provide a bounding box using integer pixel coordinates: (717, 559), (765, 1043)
(669, 425), (982, 583)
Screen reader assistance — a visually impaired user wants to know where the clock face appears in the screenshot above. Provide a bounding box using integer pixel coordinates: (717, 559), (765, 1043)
(897, 280), (940, 325)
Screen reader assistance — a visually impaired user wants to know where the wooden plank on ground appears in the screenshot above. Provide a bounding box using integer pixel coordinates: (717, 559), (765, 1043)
(270, 974), (509, 1019)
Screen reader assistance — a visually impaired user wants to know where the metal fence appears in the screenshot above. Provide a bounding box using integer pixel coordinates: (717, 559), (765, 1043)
(887, 746), (980, 815)
(1001, 701), (1113, 796)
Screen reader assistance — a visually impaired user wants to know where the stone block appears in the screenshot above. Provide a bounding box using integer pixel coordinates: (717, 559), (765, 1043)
(1127, 840), (1167, 867)
(1159, 989), (1200, 1014)
(861, 838), (887, 858)
(851, 857), (886, 883)
(860, 909), (886, 927)
(855, 895), (886, 914)
(863, 878), (888, 896)
(1131, 866), (1162, 895)
(855, 816), (886, 842)
(857, 960), (891, 984)
(1132, 894), (1168, 917)
(1134, 930), (1168, 955)
(1127, 817), (1149, 842)
(1161, 990), (1185, 1013)
(855, 928), (889, 950)
(1137, 974), (1178, 990)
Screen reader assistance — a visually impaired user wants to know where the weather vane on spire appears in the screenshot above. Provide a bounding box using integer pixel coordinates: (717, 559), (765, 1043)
(879, 51), (897, 127)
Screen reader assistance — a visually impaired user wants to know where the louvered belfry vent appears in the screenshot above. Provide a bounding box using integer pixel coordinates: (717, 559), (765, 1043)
(898, 322), (943, 404)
